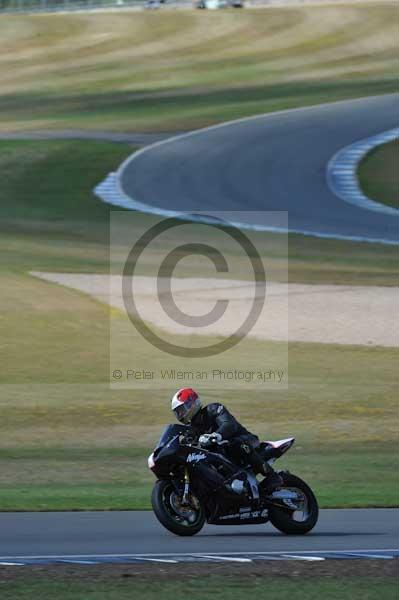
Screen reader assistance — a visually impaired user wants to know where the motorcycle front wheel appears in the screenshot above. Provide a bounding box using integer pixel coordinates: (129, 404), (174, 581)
(269, 473), (319, 535)
(151, 479), (206, 536)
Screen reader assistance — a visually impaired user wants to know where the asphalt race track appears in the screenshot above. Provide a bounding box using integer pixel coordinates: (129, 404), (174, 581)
(120, 94), (399, 243)
(1, 509), (398, 564)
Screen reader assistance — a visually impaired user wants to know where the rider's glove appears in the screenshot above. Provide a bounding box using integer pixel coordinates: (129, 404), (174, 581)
(199, 432), (222, 447)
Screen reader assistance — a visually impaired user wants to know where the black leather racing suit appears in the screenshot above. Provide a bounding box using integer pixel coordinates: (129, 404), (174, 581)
(190, 403), (266, 475)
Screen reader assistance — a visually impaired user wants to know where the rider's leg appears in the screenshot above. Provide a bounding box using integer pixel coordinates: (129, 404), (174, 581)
(228, 435), (266, 474)
(260, 460), (284, 493)
(235, 436), (283, 492)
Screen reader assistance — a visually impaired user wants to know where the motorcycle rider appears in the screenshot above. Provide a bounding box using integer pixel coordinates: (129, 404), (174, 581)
(171, 387), (283, 493)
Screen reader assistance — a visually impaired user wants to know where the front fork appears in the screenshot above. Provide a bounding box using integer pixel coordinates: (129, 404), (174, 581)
(181, 467), (190, 506)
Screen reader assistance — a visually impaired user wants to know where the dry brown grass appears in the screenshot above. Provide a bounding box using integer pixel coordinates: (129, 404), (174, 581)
(0, 4), (398, 131)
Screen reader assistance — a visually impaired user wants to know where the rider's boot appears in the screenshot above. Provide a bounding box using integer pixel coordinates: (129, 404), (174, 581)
(262, 470), (284, 494)
(244, 447), (283, 494)
(258, 461), (283, 494)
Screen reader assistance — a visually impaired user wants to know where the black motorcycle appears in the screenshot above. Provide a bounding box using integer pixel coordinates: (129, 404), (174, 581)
(148, 424), (318, 536)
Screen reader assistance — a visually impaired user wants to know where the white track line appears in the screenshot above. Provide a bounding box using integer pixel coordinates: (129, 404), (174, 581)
(197, 555), (252, 563)
(57, 559), (98, 565)
(281, 555), (325, 561)
(96, 172), (399, 246)
(143, 558), (178, 563)
(1, 548), (398, 561)
(342, 553), (394, 560)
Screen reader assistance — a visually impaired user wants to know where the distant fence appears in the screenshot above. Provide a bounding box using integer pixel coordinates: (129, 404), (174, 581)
(0, 0), (164, 13)
(0, 0), (389, 14)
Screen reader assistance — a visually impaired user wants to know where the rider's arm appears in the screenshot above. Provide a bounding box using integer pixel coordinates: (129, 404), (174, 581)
(207, 403), (239, 440)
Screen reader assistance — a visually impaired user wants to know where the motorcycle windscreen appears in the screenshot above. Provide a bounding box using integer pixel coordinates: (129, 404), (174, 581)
(156, 424), (192, 448)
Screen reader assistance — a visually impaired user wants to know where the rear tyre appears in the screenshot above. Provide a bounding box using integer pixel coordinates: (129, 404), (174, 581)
(151, 480), (206, 536)
(269, 473), (318, 535)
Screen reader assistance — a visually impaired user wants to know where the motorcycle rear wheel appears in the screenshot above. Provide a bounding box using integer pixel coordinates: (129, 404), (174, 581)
(151, 479), (206, 536)
(269, 473), (318, 535)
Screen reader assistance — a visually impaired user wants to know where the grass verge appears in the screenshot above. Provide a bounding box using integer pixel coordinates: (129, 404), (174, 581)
(358, 138), (399, 208)
(1, 442), (398, 510)
(0, 576), (398, 600)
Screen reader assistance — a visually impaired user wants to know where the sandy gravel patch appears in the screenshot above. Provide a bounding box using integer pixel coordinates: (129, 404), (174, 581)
(31, 272), (399, 347)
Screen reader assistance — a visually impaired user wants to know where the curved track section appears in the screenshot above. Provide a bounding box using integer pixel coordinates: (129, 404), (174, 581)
(119, 94), (399, 244)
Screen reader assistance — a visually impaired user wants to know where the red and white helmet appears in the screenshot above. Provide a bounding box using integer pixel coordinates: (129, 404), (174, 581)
(171, 388), (202, 424)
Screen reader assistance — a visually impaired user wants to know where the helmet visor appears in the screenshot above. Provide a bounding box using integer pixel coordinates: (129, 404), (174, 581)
(173, 397), (196, 423)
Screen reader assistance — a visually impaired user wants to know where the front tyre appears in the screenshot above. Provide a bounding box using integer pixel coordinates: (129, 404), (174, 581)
(269, 473), (318, 535)
(151, 480), (205, 536)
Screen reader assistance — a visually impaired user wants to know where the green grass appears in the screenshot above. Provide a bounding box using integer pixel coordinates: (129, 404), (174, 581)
(358, 138), (399, 208)
(0, 140), (127, 222)
(1, 577), (398, 600)
(0, 5), (398, 132)
(1, 443), (398, 511)
(1, 139), (398, 510)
